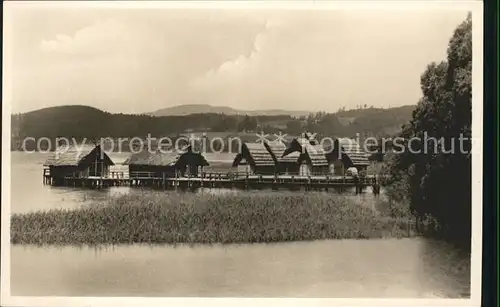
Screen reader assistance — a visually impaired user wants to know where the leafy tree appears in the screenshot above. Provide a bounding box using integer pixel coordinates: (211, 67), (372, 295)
(387, 15), (472, 249)
(212, 116), (238, 132)
(237, 115), (258, 132)
(286, 119), (303, 135)
(316, 113), (345, 136)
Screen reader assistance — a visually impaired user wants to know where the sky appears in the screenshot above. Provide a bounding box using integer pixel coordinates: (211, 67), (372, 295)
(5, 4), (469, 114)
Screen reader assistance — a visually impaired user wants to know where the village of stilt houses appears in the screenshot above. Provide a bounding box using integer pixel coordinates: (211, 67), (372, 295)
(42, 133), (381, 195)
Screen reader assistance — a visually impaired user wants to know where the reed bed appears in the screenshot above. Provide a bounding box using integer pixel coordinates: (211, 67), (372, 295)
(11, 192), (417, 245)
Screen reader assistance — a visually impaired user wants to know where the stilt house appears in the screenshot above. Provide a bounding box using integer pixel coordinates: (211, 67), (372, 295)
(326, 138), (370, 175)
(264, 141), (301, 175)
(124, 145), (209, 178)
(43, 145), (115, 179)
(232, 142), (276, 175)
(176, 145), (210, 177)
(282, 134), (330, 176)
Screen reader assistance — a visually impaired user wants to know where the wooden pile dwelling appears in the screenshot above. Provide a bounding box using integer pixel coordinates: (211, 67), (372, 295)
(282, 135), (331, 176)
(43, 144), (115, 186)
(264, 141), (301, 175)
(325, 138), (370, 175)
(232, 142), (277, 175)
(123, 145), (210, 186)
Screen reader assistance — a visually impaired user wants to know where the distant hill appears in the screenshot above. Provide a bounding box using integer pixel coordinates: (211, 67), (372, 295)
(11, 105), (111, 140)
(336, 105), (416, 137)
(149, 104), (311, 117)
(335, 105), (415, 120)
(148, 104), (236, 116)
(11, 105), (295, 144)
(11, 104), (417, 151)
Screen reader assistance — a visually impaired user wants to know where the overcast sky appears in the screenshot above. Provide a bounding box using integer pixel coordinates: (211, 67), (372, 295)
(5, 5), (469, 114)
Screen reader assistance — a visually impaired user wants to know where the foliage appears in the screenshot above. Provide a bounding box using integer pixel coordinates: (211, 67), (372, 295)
(11, 192), (416, 245)
(286, 120), (303, 135)
(385, 15), (472, 250)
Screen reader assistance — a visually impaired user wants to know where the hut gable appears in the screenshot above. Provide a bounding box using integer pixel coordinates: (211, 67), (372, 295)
(245, 143), (275, 166)
(265, 141), (300, 163)
(175, 145), (209, 169)
(282, 137), (328, 166)
(43, 145), (114, 167)
(263, 141), (287, 162)
(264, 141), (300, 175)
(303, 132), (318, 145)
(303, 144), (328, 166)
(232, 142), (275, 167)
(335, 138), (370, 167)
(279, 151), (301, 163)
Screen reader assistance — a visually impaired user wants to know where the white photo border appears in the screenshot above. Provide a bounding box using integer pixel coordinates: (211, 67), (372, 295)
(1, 1), (484, 307)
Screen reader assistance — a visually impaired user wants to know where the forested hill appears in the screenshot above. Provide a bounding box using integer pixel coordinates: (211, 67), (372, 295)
(335, 105), (416, 136)
(11, 104), (416, 149)
(148, 104), (311, 117)
(11, 105), (296, 139)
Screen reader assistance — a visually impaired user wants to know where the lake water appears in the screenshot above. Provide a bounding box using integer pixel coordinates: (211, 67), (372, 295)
(9, 152), (471, 298)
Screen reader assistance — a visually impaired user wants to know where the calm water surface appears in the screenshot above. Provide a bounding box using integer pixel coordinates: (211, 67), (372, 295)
(10, 152), (471, 298)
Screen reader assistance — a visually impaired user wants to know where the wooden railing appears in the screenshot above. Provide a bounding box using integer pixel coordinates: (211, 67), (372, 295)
(109, 171), (127, 179)
(44, 168), (386, 184)
(128, 171), (157, 179)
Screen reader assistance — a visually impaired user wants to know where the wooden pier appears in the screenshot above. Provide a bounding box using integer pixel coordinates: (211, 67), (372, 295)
(43, 168), (381, 194)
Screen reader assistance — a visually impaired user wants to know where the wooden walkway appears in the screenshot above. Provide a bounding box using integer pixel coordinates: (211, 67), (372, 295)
(43, 169), (382, 194)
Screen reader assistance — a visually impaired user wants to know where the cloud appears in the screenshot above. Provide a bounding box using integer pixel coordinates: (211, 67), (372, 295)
(189, 15), (347, 109)
(189, 10), (469, 111)
(191, 20), (275, 90)
(11, 11), (265, 113)
(8, 8), (469, 113)
(40, 18), (128, 55)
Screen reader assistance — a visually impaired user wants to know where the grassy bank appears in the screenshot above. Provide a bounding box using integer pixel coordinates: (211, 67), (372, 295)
(11, 192), (416, 245)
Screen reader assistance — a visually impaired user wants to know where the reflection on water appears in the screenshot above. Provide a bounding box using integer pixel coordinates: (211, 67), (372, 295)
(11, 239), (470, 298)
(9, 152), (471, 298)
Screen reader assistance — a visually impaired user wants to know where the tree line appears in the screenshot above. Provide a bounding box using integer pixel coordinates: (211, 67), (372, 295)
(11, 104), (414, 149)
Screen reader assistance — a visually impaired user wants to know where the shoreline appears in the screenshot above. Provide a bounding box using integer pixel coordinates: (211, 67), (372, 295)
(12, 236), (424, 249)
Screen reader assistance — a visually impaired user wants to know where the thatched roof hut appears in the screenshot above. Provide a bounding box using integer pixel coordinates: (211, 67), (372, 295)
(44, 144), (114, 178)
(124, 145), (209, 177)
(277, 133), (331, 176)
(282, 137), (329, 167)
(44, 144), (114, 167)
(232, 142), (276, 175)
(264, 141), (301, 174)
(266, 141), (302, 163)
(322, 138), (370, 175)
(176, 145), (209, 175)
(338, 138), (370, 166)
(264, 141), (289, 162)
(329, 138), (370, 169)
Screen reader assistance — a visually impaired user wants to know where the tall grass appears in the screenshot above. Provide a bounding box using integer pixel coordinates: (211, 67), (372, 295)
(11, 192), (417, 245)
